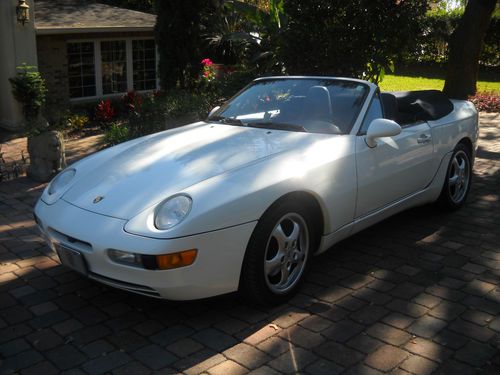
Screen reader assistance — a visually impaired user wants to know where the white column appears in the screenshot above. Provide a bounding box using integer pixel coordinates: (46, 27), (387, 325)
(94, 41), (103, 96)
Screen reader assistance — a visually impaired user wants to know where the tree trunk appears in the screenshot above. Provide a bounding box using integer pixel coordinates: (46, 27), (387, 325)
(443, 0), (496, 99)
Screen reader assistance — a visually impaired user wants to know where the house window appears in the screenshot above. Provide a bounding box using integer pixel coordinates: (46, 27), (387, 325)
(133, 39), (157, 90)
(67, 42), (96, 98)
(101, 40), (128, 95)
(66, 38), (157, 99)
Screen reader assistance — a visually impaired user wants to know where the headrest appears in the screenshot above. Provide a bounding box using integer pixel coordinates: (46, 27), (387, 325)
(303, 86), (332, 121)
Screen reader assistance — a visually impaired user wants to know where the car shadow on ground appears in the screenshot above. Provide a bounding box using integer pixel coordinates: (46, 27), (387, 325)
(1, 110), (499, 373)
(0, 165), (499, 374)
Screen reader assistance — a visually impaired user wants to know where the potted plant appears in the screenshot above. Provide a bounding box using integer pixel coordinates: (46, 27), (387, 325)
(9, 64), (66, 182)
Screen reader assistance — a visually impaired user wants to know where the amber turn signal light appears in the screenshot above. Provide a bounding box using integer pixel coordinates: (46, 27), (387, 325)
(156, 249), (197, 270)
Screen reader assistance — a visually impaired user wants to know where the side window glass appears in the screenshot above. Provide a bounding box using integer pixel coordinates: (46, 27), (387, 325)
(360, 94), (383, 134)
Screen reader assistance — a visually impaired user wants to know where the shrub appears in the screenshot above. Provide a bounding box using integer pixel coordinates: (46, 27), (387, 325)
(211, 67), (256, 100)
(404, 10), (499, 67)
(118, 73), (257, 143)
(104, 122), (130, 145)
(122, 91), (143, 114)
(9, 64), (48, 135)
(469, 92), (500, 112)
(127, 94), (166, 139)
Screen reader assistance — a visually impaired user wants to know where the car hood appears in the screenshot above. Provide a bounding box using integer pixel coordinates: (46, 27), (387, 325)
(62, 122), (312, 219)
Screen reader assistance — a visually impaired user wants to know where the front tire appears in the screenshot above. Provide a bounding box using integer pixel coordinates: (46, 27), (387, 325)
(437, 143), (472, 210)
(239, 199), (319, 305)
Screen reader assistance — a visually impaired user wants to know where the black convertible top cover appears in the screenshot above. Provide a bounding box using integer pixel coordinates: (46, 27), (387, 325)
(380, 90), (454, 124)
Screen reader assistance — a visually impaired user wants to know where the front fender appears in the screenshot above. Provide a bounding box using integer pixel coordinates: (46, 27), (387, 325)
(125, 135), (357, 239)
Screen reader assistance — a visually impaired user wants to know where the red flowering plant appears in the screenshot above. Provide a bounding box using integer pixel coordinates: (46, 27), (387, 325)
(201, 58), (216, 83)
(122, 91), (143, 114)
(468, 92), (500, 113)
(95, 99), (116, 126)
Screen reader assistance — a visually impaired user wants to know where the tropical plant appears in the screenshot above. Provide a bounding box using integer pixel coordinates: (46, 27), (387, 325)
(203, 7), (250, 65)
(224, 0), (286, 73)
(95, 99), (116, 125)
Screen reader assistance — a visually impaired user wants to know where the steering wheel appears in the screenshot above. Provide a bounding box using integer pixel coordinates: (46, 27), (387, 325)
(302, 120), (343, 134)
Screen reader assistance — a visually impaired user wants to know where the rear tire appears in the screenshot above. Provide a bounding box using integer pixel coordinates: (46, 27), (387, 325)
(437, 143), (472, 210)
(239, 199), (320, 305)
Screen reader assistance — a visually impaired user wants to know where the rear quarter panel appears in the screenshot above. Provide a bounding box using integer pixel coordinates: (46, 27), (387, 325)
(427, 100), (479, 161)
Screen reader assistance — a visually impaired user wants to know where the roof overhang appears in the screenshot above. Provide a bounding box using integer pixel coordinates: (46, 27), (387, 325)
(36, 26), (154, 35)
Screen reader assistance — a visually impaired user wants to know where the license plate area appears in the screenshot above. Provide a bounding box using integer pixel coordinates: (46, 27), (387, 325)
(56, 244), (88, 275)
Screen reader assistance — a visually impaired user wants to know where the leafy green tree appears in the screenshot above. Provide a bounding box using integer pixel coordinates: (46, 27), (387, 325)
(280, 0), (428, 83)
(155, 0), (205, 89)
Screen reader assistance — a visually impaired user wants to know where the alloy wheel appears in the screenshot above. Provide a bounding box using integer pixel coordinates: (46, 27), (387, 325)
(448, 150), (470, 204)
(264, 213), (309, 294)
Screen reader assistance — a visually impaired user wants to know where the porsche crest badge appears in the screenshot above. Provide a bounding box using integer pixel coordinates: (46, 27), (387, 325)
(93, 196), (104, 204)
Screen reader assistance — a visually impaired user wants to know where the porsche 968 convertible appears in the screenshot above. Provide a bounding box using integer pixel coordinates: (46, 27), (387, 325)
(34, 77), (478, 304)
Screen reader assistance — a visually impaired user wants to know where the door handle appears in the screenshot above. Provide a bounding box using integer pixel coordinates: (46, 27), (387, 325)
(417, 134), (431, 144)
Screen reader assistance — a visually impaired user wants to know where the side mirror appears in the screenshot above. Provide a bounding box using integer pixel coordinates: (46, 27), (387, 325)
(208, 106), (220, 118)
(365, 118), (401, 148)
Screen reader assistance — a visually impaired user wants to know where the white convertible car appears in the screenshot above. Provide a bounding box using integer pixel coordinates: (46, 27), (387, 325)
(35, 77), (478, 304)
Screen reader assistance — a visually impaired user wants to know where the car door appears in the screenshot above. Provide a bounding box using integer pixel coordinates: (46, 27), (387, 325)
(355, 93), (435, 218)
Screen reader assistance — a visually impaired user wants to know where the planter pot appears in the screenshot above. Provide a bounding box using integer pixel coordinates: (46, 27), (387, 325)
(27, 130), (66, 182)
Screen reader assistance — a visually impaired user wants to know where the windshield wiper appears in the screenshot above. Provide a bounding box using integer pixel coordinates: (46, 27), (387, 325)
(207, 115), (246, 127)
(248, 122), (308, 133)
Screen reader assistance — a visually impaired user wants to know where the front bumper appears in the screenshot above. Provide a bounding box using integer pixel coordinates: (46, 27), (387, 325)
(35, 199), (256, 300)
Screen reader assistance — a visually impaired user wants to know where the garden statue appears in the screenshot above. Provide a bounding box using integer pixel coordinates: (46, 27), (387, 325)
(27, 129), (66, 182)
(9, 64), (66, 182)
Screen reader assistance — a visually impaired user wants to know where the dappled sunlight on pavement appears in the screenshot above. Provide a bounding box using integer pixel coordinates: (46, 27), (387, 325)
(0, 113), (499, 374)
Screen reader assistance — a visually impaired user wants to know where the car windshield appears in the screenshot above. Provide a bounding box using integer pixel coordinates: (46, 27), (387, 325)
(208, 78), (369, 134)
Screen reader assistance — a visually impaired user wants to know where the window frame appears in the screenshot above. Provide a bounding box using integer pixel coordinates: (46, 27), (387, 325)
(67, 41), (97, 99)
(357, 89), (385, 136)
(213, 77), (371, 135)
(67, 37), (159, 102)
(132, 39), (158, 91)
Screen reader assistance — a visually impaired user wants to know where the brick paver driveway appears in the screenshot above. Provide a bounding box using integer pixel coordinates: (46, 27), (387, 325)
(1, 113), (499, 375)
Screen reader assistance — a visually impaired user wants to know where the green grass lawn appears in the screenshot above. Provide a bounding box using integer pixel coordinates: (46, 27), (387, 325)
(379, 75), (500, 94)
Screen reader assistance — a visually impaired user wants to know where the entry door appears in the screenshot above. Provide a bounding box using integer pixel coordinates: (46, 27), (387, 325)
(355, 121), (435, 218)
